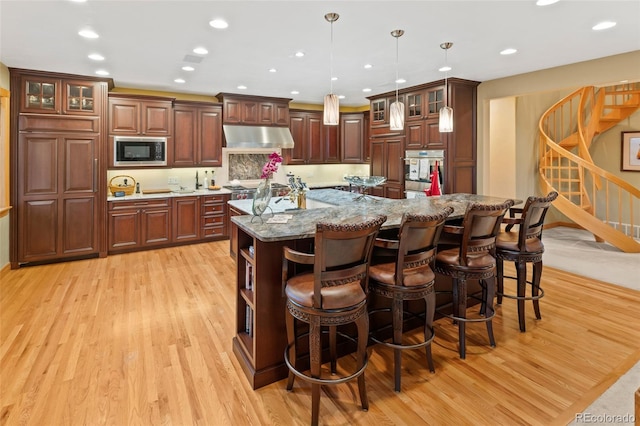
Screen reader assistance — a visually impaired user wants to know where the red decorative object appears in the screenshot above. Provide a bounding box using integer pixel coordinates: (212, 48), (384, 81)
(424, 161), (442, 196)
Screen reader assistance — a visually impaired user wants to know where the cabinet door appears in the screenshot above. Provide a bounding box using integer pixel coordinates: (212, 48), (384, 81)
(385, 138), (404, 185)
(284, 113), (306, 165)
(371, 99), (386, 126)
(224, 100), (242, 124)
(63, 80), (99, 115)
(426, 87), (444, 117)
(141, 207), (171, 245)
(385, 184), (404, 200)
(109, 209), (141, 250)
(241, 101), (259, 124)
(340, 113), (363, 163)
(142, 101), (172, 135)
(406, 91), (424, 120)
(258, 102), (274, 125)
(370, 141), (385, 178)
(273, 104), (290, 126)
(199, 106), (223, 166)
(173, 106), (197, 166)
(109, 99), (140, 134)
(424, 119), (445, 149)
(306, 115), (324, 164)
(20, 76), (61, 114)
(173, 197), (199, 242)
(20, 199), (58, 260)
(405, 121), (424, 149)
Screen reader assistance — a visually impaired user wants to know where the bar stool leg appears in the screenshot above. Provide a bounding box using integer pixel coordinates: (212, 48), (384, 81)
(355, 313), (369, 411)
(329, 326), (337, 374)
(496, 259), (504, 304)
(483, 277), (496, 347)
(392, 296), (403, 392)
(309, 317), (321, 426)
(532, 260), (543, 320)
(452, 277), (468, 359)
(516, 260), (527, 332)
(286, 309), (296, 391)
(424, 292), (436, 373)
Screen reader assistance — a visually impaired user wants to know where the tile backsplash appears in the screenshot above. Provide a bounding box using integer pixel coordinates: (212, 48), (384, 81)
(228, 154), (270, 181)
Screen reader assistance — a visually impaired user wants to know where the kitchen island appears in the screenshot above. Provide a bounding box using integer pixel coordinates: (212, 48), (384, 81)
(230, 190), (516, 389)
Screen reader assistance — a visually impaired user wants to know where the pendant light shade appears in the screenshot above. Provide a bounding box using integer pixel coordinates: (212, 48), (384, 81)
(323, 13), (340, 125)
(390, 29), (405, 131)
(439, 42), (454, 133)
(323, 93), (339, 126)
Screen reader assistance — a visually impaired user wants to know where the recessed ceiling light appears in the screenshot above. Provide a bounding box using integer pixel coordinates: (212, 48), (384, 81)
(295, 51), (305, 58)
(95, 70), (109, 76)
(78, 29), (99, 39)
(362, 88), (372, 93)
(500, 48), (518, 55)
(396, 78), (406, 84)
(268, 68), (277, 73)
(69, 0), (87, 3)
(88, 53), (104, 61)
(364, 64), (373, 69)
(439, 66), (452, 72)
(338, 95), (345, 100)
(209, 19), (228, 29)
(182, 66), (195, 71)
(592, 21), (616, 31)
(291, 90), (299, 95)
(536, 0), (559, 6)
(174, 78), (186, 83)
(193, 47), (208, 55)
(331, 77), (338, 81)
(237, 85), (247, 90)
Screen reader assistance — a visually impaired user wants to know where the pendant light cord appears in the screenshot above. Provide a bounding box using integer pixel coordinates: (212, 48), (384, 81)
(330, 19), (334, 95)
(395, 35), (399, 102)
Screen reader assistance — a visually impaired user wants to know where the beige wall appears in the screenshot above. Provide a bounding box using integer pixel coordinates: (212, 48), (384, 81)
(1, 62), (10, 270)
(478, 50), (640, 222)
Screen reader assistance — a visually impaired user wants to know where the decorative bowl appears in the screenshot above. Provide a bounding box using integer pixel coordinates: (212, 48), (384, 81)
(343, 175), (387, 188)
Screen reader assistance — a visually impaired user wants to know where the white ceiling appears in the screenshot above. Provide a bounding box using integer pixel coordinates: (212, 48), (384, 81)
(1, 0), (638, 106)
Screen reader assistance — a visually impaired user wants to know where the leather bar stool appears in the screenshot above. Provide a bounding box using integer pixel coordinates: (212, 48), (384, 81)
(282, 215), (386, 426)
(495, 191), (558, 332)
(434, 200), (514, 359)
(368, 207), (453, 392)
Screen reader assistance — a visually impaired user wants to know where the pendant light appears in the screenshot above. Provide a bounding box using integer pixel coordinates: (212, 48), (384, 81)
(323, 13), (340, 126)
(439, 42), (454, 133)
(389, 29), (405, 131)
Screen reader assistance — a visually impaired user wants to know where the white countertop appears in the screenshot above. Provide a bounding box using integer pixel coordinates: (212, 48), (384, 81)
(108, 187), (232, 201)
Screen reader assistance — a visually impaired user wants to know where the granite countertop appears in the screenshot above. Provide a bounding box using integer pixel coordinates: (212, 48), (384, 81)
(232, 189), (518, 242)
(108, 187), (232, 201)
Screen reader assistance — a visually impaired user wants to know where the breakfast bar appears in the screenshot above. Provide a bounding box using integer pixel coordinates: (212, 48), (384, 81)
(230, 189), (517, 389)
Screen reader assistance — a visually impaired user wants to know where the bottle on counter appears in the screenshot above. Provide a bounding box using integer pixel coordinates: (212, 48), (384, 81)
(203, 171), (209, 189)
(211, 170), (215, 186)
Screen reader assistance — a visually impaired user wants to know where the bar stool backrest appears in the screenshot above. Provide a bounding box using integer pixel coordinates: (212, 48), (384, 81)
(515, 191), (558, 252)
(458, 200), (515, 266)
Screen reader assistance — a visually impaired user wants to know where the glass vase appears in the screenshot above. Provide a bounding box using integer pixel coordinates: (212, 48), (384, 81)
(252, 178), (272, 217)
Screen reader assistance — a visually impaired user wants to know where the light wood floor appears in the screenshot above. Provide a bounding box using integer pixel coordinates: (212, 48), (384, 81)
(1, 241), (639, 425)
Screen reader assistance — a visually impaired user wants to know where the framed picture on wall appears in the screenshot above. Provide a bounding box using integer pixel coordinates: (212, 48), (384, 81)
(621, 131), (640, 172)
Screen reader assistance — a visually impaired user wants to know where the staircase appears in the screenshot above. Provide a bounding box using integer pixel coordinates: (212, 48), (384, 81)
(538, 82), (640, 253)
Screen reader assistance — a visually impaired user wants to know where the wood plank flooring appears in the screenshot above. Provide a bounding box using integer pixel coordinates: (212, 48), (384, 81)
(1, 241), (639, 425)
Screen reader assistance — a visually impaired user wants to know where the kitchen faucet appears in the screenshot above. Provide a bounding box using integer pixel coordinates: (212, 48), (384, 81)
(195, 171), (202, 189)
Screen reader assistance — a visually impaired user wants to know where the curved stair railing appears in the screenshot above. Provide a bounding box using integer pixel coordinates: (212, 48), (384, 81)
(538, 83), (640, 253)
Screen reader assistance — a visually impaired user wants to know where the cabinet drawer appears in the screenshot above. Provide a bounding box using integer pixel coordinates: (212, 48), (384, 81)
(109, 198), (170, 210)
(201, 195), (225, 204)
(201, 203), (226, 215)
(202, 215), (225, 227)
(201, 224), (226, 238)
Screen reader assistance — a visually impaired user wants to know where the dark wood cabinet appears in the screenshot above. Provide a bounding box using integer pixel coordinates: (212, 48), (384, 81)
(173, 101), (223, 167)
(370, 138), (404, 199)
(340, 113), (365, 163)
(228, 205), (245, 259)
(201, 194), (229, 240)
(108, 198), (171, 252)
(368, 78), (479, 196)
(284, 110), (339, 165)
(108, 94), (173, 136)
(216, 93), (291, 127)
(173, 196), (199, 243)
(10, 69), (112, 267)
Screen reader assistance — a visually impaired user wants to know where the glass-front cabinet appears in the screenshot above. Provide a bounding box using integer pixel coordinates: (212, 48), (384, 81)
(371, 99), (386, 125)
(406, 91), (424, 120)
(21, 76), (98, 115)
(426, 87), (444, 117)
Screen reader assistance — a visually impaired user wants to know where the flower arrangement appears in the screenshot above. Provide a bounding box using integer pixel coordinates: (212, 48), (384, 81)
(261, 152), (283, 179)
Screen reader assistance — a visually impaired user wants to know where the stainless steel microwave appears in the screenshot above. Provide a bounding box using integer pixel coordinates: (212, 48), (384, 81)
(113, 136), (167, 167)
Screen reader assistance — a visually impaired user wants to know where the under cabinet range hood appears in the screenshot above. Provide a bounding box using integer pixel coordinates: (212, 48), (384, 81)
(223, 125), (295, 149)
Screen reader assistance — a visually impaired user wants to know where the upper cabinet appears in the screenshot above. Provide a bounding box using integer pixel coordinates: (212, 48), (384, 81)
(173, 101), (223, 167)
(108, 94), (174, 136)
(340, 113), (365, 164)
(18, 73), (108, 117)
(216, 93), (291, 127)
(369, 94), (404, 137)
(284, 110), (339, 165)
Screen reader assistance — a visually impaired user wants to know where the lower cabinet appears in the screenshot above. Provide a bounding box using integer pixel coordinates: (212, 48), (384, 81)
(201, 194), (229, 239)
(108, 198), (171, 252)
(108, 193), (230, 254)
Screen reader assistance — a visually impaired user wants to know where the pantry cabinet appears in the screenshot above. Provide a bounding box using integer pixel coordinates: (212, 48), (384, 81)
(9, 68), (112, 268)
(370, 137), (404, 199)
(173, 101), (223, 167)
